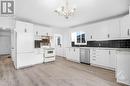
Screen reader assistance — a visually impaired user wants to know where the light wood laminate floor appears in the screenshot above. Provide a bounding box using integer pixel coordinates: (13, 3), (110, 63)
(0, 56), (127, 86)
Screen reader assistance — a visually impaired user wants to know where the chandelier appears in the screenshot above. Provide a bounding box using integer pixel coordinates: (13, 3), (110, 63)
(54, 0), (76, 19)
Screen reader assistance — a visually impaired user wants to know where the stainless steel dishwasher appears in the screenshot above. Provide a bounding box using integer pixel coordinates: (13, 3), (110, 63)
(80, 48), (90, 64)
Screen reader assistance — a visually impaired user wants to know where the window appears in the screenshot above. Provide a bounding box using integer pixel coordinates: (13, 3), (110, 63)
(57, 37), (61, 45)
(71, 32), (86, 45)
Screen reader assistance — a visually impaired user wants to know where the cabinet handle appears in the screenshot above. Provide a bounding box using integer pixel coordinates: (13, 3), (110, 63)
(74, 48), (75, 52)
(36, 31), (38, 35)
(93, 56), (96, 58)
(109, 50), (111, 55)
(128, 29), (130, 36)
(92, 59), (96, 61)
(25, 28), (27, 32)
(108, 34), (110, 38)
(91, 35), (93, 39)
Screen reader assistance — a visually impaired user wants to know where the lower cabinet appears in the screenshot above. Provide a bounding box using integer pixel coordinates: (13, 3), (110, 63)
(90, 49), (116, 70)
(66, 48), (80, 63)
(66, 48), (116, 70)
(16, 52), (43, 69)
(109, 50), (116, 69)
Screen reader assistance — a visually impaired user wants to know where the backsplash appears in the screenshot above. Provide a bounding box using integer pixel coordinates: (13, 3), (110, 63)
(71, 39), (130, 48)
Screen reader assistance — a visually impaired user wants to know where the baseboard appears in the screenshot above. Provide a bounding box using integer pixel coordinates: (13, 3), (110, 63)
(91, 64), (115, 71)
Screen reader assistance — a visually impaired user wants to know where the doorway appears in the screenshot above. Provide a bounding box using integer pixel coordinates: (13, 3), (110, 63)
(54, 34), (64, 57)
(0, 29), (11, 59)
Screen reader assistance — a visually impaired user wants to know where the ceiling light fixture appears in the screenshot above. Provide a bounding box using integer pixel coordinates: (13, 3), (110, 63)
(54, 0), (76, 19)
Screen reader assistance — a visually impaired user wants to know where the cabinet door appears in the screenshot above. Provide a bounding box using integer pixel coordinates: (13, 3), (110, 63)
(34, 53), (43, 64)
(17, 52), (43, 69)
(25, 22), (34, 33)
(90, 23), (109, 40)
(15, 21), (26, 33)
(66, 48), (80, 63)
(16, 21), (34, 33)
(120, 15), (130, 38)
(17, 33), (34, 53)
(96, 50), (109, 67)
(70, 48), (75, 61)
(108, 20), (120, 39)
(16, 53), (34, 69)
(109, 50), (116, 68)
(66, 48), (71, 60)
(74, 48), (80, 62)
(65, 48), (69, 58)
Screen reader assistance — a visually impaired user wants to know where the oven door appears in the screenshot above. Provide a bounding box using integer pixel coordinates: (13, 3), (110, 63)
(45, 50), (55, 57)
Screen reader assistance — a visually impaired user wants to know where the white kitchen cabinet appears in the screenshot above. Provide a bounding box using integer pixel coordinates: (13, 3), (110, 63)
(65, 48), (70, 59)
(116, 51), (130, 85)
(90, 49), (116, 70)
(86, 32), (92, 41)
(90, 49), (109, 67)
(120, 15), (130, 39)
(16, 53), (35, 69)
(15, 20), (34, 54)
(66, 48), (80, 63)
(17, 33), (34, 53)
(109, 50), (116, 69)
(107, 20), (121, 39)
(96, 50), (110, 67)
(12, 20), (43, 69)
(34, 25), (52, 36)
(34, 53), (43, 64)
(15, 21), (34, 33)
(74, 48), (80, 62)
(71, 32), (76, 41)
(16, 51), (43, 69)
(86, 19), (121, 41)
(55, 48), (64, 57)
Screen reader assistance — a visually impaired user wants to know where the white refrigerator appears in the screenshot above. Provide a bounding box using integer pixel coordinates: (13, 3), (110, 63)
(116, 51), (130, 86)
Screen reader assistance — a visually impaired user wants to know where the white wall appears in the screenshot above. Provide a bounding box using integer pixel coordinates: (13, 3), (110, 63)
(0, 30), (11, 55)
(0, 17), (15, 55)
(0, 17), (15, 29)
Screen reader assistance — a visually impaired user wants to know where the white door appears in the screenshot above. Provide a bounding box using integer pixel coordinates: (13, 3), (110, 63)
(0, 32), (11, 55)
(54, 34), (64, 57)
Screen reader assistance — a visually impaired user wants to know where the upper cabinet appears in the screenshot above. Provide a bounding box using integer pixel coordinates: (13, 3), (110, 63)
(34, 25), (53, 36)
(15, 21), (34, 33)
(120, 15), (130, 39)
(107, 19), (120, 39)
(85, 20), (121, 41)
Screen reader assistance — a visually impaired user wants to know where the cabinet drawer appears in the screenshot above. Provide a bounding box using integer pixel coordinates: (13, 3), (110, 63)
(90, 58), (97, 64)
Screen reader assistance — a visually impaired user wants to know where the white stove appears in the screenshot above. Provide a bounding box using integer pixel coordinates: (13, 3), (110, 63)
(42, 47), (55, 63)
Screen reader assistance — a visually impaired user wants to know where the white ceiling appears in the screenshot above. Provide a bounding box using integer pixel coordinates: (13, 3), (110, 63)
(16, 0), (130, 28)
